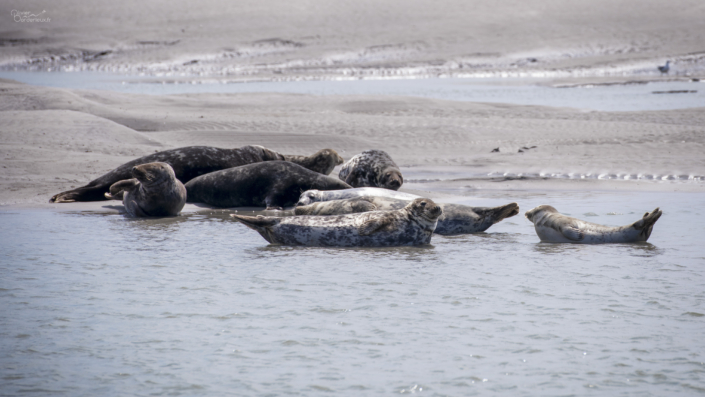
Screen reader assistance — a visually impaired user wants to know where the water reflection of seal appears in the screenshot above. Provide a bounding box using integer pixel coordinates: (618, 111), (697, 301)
(104, 162), (186, 217)
(338, 150), (403, 190)
(185, 161), (351, 209)
(230, 198), (442, 247)
(296, 187), (420, 206)
(524, 205), (662, 243)
(50, 145), (340, 203)
(284, 148), (344, 175)
(295, 196), (519, 235)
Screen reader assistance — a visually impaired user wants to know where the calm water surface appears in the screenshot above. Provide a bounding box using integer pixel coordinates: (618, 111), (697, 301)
(1, 189), (704, 396)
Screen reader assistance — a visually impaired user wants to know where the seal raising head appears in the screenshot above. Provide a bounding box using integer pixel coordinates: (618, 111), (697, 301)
(105, 162), (187, 217)
(230, 198), (442, 247)
(284, 148), (344, 176)
(525, 205), (662, 244)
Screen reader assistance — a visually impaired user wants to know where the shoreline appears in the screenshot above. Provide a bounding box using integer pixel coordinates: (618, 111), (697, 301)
(1, 78), (704, 208)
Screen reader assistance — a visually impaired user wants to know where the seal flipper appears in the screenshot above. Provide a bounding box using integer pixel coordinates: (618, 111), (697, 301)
(230, 214), (282, 244)
(631, 207), (662, 240)
(51, 185), (111, 203)
(561, 225), (584, 241)
(105, 179), (139, 200)
(474, 202), (520, 224)
(358, 215), (394, 236)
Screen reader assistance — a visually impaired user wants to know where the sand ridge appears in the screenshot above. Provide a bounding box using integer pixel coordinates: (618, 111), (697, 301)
(1, 80), (703, 207)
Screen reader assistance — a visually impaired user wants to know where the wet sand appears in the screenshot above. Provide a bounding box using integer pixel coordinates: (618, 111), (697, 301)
(1, 78), (704, 209)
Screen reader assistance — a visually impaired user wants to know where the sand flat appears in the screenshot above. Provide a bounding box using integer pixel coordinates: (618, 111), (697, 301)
(1, 80), (703, 207)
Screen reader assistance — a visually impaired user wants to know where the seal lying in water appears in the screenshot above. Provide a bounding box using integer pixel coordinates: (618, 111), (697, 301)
(185, 161), (351, 209)
(297, 187), (420, 206)
(104, 162), (186, 217)
(50, 146), (342, 202)
(338, 150), (403, 190)
(283, 148), (344, 176)
(295, 196), (519, 235)
(230, 198), (442, 247)
(524, 205), (662, 243)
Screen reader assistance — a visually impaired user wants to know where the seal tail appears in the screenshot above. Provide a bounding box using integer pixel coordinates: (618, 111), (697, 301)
(632, 208), (662, 241)
(229, 214), (281, 243)
(50, 185), (111, 203)
(475, 202), (520, 225)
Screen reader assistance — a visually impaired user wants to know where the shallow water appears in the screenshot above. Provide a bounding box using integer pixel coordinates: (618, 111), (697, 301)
(2, 190), (704, 396)
(1, 71), (703, 111)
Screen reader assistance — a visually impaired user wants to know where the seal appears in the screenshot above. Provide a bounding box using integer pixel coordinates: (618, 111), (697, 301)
(524, 205), (663, 243)
(284, 148), (344, 176)
(295, 196), (519, 235)
(230, 198), (442, 247)
(338, 150), (403, 190)
(50, 145), (341, 203)
(104, 162), (186, 217)
(185, 161), (351, 209)
(296, 187), (420, 207)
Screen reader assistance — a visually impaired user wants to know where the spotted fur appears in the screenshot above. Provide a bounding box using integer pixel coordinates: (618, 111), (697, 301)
(338, 150), (403, 190)
(295, 196), (519, 235)
(230, 198), (442, 247)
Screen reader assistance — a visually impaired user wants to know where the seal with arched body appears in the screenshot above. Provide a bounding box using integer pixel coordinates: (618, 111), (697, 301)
(524, 205), (662, 243)
(284, 149), (344, 175)
(50, 145), (340, 203)
(296, 187), (420, 207)
(230, 198), (442, 247)
(185, 161), (351, 209)
(338, 150), (403, 190)
(295, 196), (519, 235)
(104, 162), (186, 217)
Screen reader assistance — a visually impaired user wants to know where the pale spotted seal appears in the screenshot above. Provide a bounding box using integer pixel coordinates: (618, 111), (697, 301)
(524, 205), (662, 243)
(104, 162), (186, 217)
(296, 187), (420, 207)
(230, 198), (442, 247)
(50, 145), (342, 202)
(338, 150), (403, 190)
(284, 148), (344, 175)
(185, 161), (351, 209)
(295, 196), (519, 235)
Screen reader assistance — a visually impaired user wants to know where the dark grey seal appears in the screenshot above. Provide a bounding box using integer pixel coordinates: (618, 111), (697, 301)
(284, 148), (344, 175)
(104, 162), (186, 217)
(525, 205), (662, 243)
(230, 198), (442, 247)
(185, 161), (351, 209)
(338, 150), (403, 190)
(50, 145), (342, 202)
(295, 196), (519, 235)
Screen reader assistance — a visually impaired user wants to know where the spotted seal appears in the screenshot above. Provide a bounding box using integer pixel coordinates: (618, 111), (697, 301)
(296, 187), (420, 207)
(338, 150), (403, 190)
(524, 205), (662, 243)
(295, 196), (519, 235)
(104, 162), (186, 217)
(50, 145), (341, 202)
(230, 198), (442, 247)
(284, 148), (344, 175)
(185, 161), (351, 209)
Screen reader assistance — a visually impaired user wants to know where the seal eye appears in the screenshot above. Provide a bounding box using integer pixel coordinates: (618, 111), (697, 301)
(420, 201), (427, 207)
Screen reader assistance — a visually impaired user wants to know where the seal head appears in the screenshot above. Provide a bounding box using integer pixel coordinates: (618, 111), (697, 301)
(284, 148), (344, 175)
